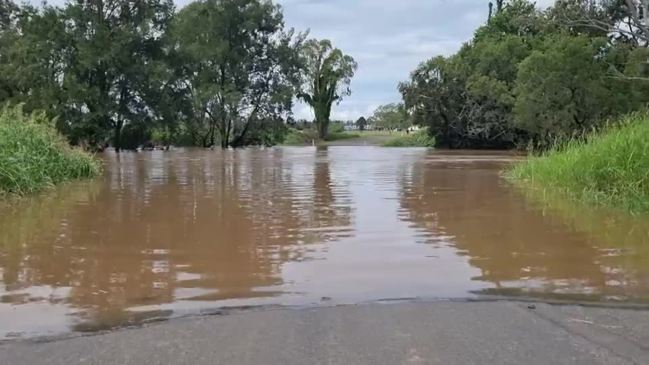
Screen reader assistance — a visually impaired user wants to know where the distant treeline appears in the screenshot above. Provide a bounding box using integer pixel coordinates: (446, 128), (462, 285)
(399, 0), (649, 149)
(0, 0), (356, 151)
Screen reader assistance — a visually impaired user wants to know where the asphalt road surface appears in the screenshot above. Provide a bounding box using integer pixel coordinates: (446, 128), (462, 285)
(2, 301), (649, 365)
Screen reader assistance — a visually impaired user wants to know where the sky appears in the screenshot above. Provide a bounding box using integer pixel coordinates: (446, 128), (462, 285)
(41, 0), (555, 121)
(272, 0), (553, 120)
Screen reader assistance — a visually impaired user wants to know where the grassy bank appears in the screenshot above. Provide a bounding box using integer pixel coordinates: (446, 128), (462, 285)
(509, 112), (649, 213)
(0, 106), (102, 196)
(324, 131), (360, 141)
(282, 128), (360, 145)
(382, 129), (435, 147)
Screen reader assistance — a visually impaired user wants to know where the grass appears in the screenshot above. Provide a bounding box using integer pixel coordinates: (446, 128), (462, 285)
(282, 128), (318, 145)
(324, 131), (360, 141)
(382, 129), (435, 147)
(282, 128), (360, 145)
(0, 105), (102, 197)
(508, 111), (649, 213)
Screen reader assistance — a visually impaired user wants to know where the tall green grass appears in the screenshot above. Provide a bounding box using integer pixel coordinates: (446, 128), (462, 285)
(382, 129), (435, 147)
(0, 105), (102, 196)
(509, 111), (649, 213)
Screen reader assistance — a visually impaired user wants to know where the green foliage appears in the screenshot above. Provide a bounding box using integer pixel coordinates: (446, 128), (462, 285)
(324, 131), (360, 142)
(282, 128), (317, 145)
(355, 117), (368, 131)
(120, 122), (152, 151)
(369, 103), (410, 130)
(513, 35), (618, 145)
(509, 111), (649, 213)
(0, 0), (309, 150)
(61, 0), (175, 151)
(0, 0), (176, 151)
(0, 106), (101, 196)
(171, 0), (304, 148)
(298, 39), (357, 139)
(382, 130), (435, 148)
(328, 121), (347, 134)
(400, 0), (649, 149)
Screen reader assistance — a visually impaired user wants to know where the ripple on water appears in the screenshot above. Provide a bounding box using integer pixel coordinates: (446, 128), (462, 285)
(1, 147), (649, 339)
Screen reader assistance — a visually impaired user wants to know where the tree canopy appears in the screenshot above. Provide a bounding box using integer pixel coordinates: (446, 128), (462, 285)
(369, 103), (410, 131)
(298, 39), (357, 139)
(0, 0), (354, 150)
(400, 0), (649, 149)
(170, 0), (304, 148)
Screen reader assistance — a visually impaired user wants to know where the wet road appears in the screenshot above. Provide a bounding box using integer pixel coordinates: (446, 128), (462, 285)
(2, 301), (649, 365)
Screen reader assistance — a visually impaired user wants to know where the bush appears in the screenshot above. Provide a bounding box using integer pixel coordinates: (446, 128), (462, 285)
(382, 129), (435, 147)
(509, 111), (649, 213)
(0, 105), (102, 196)
(283, 128), (318, 145)
(328, 122), (346, 134)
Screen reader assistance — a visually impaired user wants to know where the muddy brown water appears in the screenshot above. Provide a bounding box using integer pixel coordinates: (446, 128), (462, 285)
(1, 147), (649, 339)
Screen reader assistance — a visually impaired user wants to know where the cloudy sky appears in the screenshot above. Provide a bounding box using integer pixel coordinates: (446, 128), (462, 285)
(42, 0), (554, 120)
(273, 0), (553, 120)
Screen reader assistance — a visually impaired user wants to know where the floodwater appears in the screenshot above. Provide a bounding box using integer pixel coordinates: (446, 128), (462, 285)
(1, 147), (649, 339)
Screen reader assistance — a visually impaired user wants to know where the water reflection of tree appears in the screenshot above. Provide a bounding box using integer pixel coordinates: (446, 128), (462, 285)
(0, 148), (353, 331)
(398, 159), (633, 300)
(305, 147), (353, 241)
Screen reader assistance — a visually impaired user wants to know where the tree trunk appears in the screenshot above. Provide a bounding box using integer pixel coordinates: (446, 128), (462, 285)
(317, 118), (328, 139)
(113, 120), (123, 153)
(209, 124), (216, 148)
(221, 119), (230, 149)
(315, 105), (329, 139)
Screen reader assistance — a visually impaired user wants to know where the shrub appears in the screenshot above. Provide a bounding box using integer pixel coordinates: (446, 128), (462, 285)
(282, 128), (318, 145)
(0, 105), (102, 196)
(382, 129), (435, 147)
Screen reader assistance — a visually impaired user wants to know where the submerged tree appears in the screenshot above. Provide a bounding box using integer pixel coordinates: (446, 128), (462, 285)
(171, 0), (304, 148)
(298, 39), (357, 139)
(60, 0), (176, 151)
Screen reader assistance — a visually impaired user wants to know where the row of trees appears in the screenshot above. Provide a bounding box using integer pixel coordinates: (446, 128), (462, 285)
(399, 0), (649, 149)
(0, 0), (357, 151)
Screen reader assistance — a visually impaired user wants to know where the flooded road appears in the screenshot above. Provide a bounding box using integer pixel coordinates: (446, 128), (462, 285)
(1, 147), (649, 339)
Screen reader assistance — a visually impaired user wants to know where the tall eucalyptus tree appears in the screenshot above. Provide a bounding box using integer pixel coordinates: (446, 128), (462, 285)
(298, 39), (357, 139)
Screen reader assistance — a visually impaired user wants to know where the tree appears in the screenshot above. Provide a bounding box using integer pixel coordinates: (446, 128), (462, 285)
(298, 39), (357, 139)
(400, 56), (466, 147)
(0, 3), (66, 114)
(476, 0), (542, 41)
(623, 47), (649, 107)
(459, 34), (533, 147)
(171, 0), (304, 148)
(558, 0), (649, 46)
(355, 116), (367, 131)
(513, 35), (619, 143)
(0, 0), (21, 104)
(60, 0), (176, 151)
(368, 103), (410, 131)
